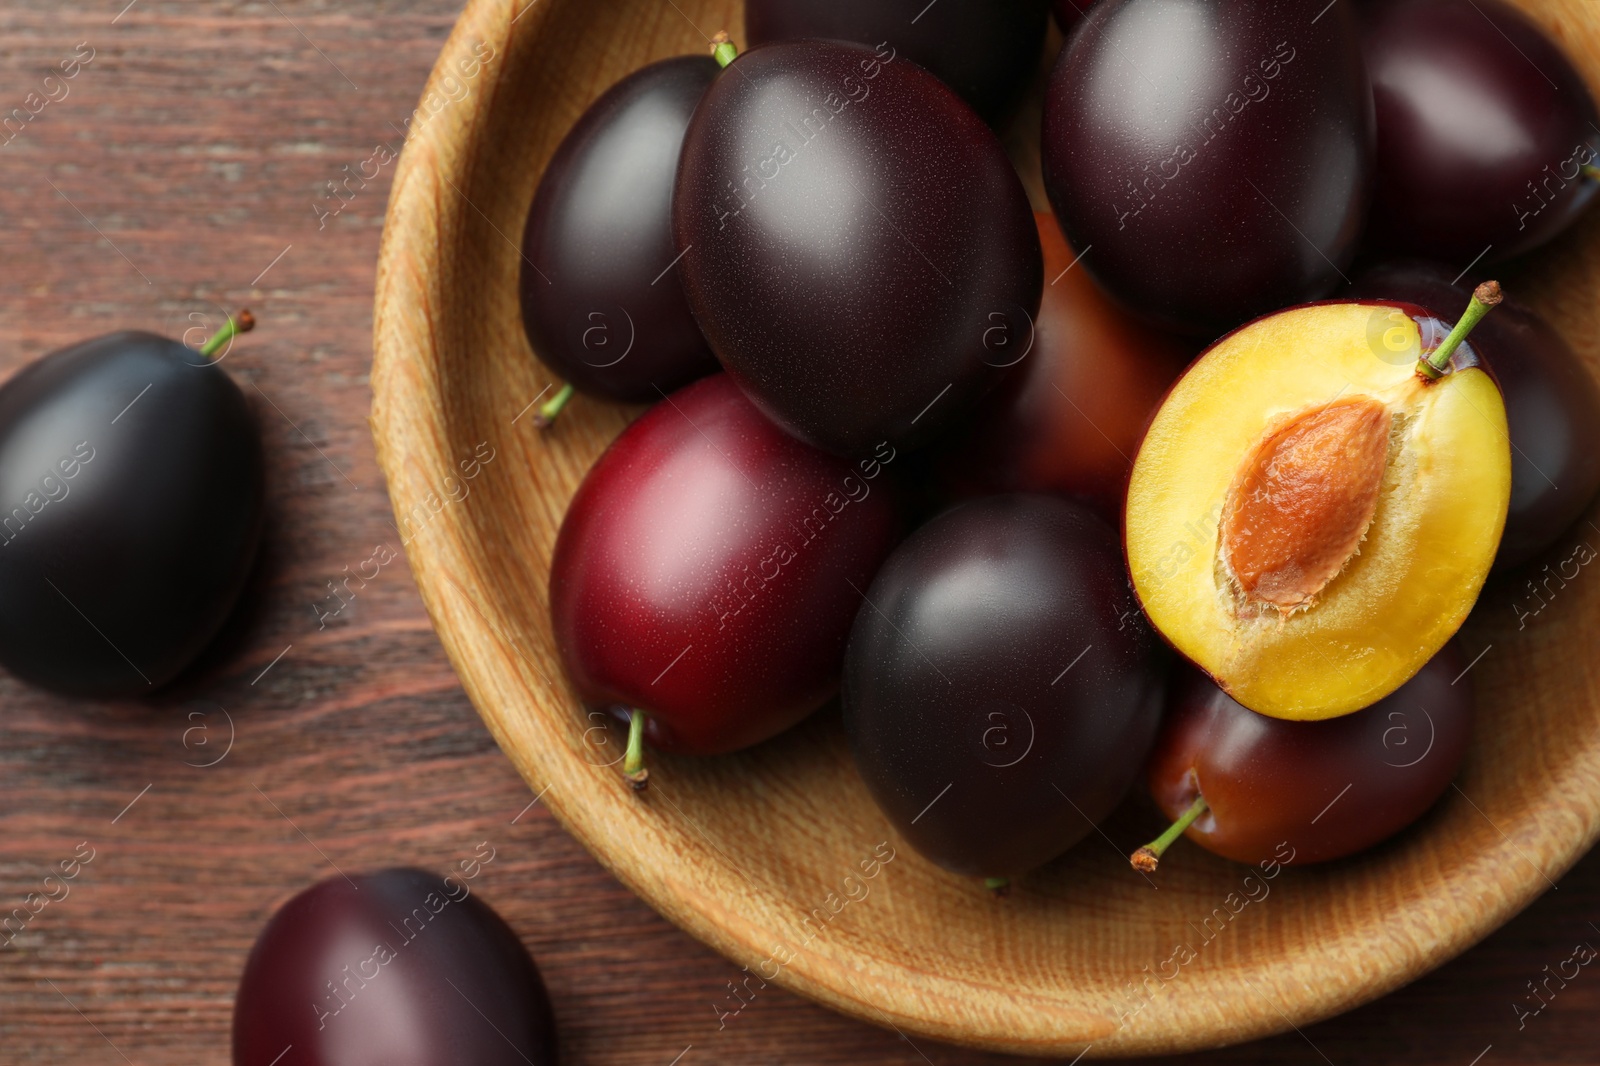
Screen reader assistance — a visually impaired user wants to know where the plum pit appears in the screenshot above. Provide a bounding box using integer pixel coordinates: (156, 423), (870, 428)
(1220, 396), (1393, 613)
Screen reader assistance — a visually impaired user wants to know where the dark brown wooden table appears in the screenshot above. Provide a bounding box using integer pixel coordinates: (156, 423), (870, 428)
(2, 2), (1598, 1063)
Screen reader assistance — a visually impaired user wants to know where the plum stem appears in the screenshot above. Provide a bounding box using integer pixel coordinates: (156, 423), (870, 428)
(711, 30), (737, 68)
(1130, 794), (1209, 873)
(624, 707), (649, 792)
(1416, 280), (1502, 381)
(533, 382), (575, 428)
(1584, 164), (1600, 182)
(198, 310), (255, 360)
(983, 877), (1011, 897)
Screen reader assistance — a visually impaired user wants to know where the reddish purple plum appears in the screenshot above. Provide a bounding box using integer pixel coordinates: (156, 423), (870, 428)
(232, 867), (558, 1066)
(1140, 647), (1471, 869)
(550, 374), (901, 768)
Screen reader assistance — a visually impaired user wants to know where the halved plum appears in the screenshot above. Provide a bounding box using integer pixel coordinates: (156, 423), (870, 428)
(1125, 293), (1511, 720)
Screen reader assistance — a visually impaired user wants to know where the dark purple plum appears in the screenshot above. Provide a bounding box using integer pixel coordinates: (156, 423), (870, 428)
(842, 495), (1167, 879)
(1042, 0), (1374, 335)
(0, 323), (263, 696)
(673, 39), (1042, 458)
(233, 867), (558, 1066)
(744, 0), (1048, 125)
(1360, 0), (1600, 266)
(520, 56), (720, 411)
(1349, 261), (1600, 570)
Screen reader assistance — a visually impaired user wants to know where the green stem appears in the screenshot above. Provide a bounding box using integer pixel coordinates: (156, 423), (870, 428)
(1130, 795), (1209, 873)
(198, 310), (255, 360)
(982, 877), (1010, 896)
(1416, 280), (1502, 380)
(711, 30), (737, 68)
(1583, 164), (1600, 182)
(624, 708), (649, 792)
(533, 382), (575, 428)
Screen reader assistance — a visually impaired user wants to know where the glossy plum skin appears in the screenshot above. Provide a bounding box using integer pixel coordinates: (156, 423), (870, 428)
(232, 867), (558, 1066)
(935, 213), (1193, 519)
(743, 0), (1048, 126)
(1042, 0), (1374, 335)
(1349, 262), (1600, 570)
(0, 332), (263, 696)
(1149, 645), (1472, 866)
(673, 39), (1042, 458)
(843, 495), (1167, 878)
(551, 374), (901, 756)
(520, 56), (720, 402)
(1360, 0), (1600, 265)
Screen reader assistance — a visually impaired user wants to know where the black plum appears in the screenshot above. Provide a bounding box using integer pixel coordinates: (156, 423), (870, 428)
(1360, 0), (1600, 265)
(843, 495), (1167, 879)
(674, 38), (1042, 458)
(520, 56), (720, 413)
(1349, 261), (1600, 570)
(233, 866), (558, 1066)
(0, 324), (263, 696)
(1041, 0), (1374, 335)
(744, 0), (1049, 126)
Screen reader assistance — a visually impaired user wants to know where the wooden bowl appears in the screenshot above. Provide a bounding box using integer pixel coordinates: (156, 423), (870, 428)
(371, 0), (1600, 1055)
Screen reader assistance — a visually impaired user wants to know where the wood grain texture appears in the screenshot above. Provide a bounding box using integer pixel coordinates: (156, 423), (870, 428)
(371, 0), (1600, 1057)
(0, 1), (1598, 1064)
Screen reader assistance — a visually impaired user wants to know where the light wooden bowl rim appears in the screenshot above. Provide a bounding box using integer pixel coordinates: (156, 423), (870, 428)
(371, 0), (1600, 1055)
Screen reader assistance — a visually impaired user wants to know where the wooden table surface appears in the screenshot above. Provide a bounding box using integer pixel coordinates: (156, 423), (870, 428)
(2, 2), (1599, 1063)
